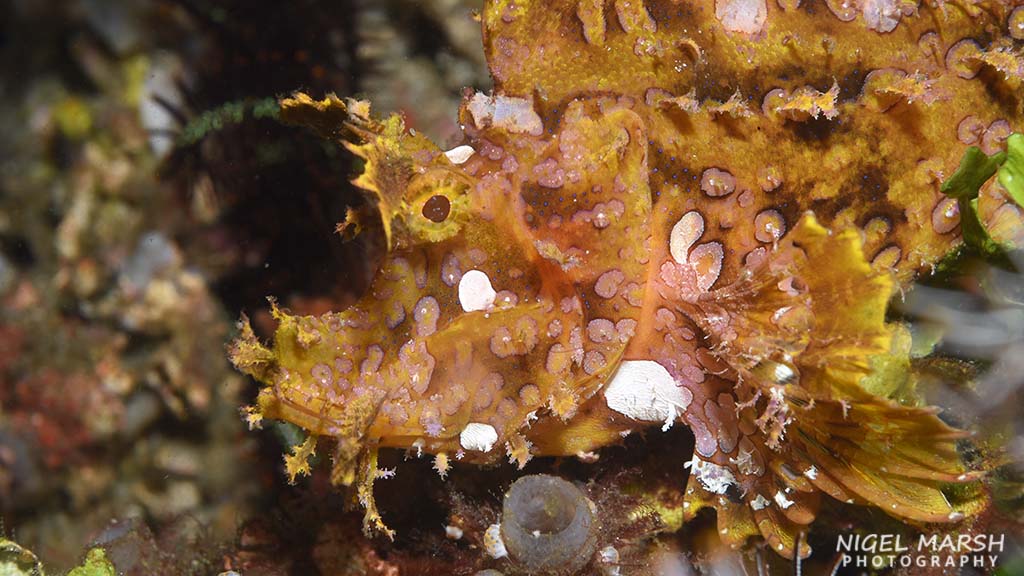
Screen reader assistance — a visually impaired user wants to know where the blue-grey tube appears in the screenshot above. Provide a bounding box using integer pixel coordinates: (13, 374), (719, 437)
(499, 474), (599, 575)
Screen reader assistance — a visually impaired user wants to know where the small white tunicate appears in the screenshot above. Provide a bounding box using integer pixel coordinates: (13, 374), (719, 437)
(458, 270), (497, 312)
(459, 422), (499, 453)
(604, 360), (693, 431)
(669, 211), (705, 264)
(773, 362), (795, 383)
(444, 145), (476, 165)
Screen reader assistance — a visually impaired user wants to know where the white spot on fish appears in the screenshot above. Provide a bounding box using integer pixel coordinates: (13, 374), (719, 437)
(774, 491), (795, 509)
(459, 422), (499, 453)
(670, 211), (705, 264)
(444, 145), (476, 165)
(467, 93), (543, 136)
(685, 455), (737, 495)
(458, 269), (497, 312)
(604, 361), (692, 431)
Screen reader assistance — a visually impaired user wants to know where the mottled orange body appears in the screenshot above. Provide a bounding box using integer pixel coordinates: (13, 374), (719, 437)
(231, 0), (1024, 556)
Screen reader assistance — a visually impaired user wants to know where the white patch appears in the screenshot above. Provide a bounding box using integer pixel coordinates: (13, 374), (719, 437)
(750, 494), (771, 510)
(669, 211), (705, 264)
(729, 448), (759, 476)
(484, 523), (508, 559)
(467, 93), (544, 136)
(862, 0), (901, 33)
(715, 0), (768, 35)
(804, 466), (818, 480)
(458, 270), (497, 312)
(444, 145), (476, 165)
(773, 362), (795, 383)
(459, 422), (499, 453)
(604, 360), (692, 431)
(445, 525), (464, 540)
(685, 455), (737, 495)
(774, 491), (795, 509)
(598, 546), (622, 576)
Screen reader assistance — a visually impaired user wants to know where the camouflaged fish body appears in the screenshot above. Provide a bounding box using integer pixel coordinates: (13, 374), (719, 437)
(231, 0), (1024, 556)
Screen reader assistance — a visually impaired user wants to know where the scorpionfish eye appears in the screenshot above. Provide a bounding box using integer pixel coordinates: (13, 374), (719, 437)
(401, 168), (471, 244)
(422, 194), (451, 223)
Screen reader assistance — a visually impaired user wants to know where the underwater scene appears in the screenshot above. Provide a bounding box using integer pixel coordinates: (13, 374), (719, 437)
(2, 0), (1024, 574)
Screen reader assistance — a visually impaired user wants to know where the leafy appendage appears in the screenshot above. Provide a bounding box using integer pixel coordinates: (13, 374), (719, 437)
(999, 133), (1024, 207)
(668, 215), (978, 558)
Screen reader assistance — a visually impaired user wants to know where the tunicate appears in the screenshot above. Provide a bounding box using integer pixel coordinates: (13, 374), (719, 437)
(499, 475), (599, 575)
